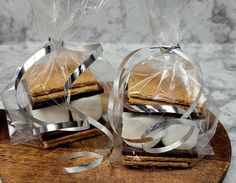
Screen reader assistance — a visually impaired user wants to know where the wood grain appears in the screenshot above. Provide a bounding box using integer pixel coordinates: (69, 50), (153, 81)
(0, 110), (231, 183)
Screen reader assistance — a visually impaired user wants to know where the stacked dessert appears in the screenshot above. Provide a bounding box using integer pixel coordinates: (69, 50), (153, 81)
(121, 61), (204, 168)
(23, 52), (104, 148)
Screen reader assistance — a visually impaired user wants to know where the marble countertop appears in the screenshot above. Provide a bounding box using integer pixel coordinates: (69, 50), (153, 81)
(0, 42), (235, 182)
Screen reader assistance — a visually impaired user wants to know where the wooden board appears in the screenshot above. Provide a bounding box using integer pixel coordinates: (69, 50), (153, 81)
(0, 110), (231, 183)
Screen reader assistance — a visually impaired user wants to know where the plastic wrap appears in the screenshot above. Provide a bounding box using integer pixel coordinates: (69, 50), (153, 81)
(1, 0), (114, 173)
(108, 0), (219, 168)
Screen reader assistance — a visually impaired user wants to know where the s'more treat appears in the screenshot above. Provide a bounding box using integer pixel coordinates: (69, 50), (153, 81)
(121, 62), (203, 168)
(23, 54), (104, 148)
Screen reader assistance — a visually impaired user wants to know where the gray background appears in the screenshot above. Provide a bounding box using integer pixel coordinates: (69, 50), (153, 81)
(0, 0), (236, 44)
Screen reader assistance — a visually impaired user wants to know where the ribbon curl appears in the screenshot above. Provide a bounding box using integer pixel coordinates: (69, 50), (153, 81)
(13, 39), (114, 173)
(108, 45), (203, 154)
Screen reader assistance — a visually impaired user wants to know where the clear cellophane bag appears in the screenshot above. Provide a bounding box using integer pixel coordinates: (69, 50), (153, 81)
(108, 0), (219, 168)
(1, 0), (115, 173)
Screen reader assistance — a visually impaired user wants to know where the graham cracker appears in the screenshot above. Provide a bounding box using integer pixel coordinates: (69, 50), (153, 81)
(23, 56), (100, 104)
(122, 143), (197, 168)
(42, 128), (102, 148)
(128, 95), (203, 113)
(128, 62), (204, 109)
(122, 155), (191, 168)
(31, 83), (99, 104)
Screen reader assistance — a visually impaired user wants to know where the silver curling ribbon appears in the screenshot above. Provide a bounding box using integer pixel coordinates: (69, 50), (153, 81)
(108, 46), (203, 154)
(13, 40), (114, 173)
(59, 44), (114, 174)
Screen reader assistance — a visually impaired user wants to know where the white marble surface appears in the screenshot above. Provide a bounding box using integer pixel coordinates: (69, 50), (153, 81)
(0, 42), (235, 182)
(1, 0), (236, 44)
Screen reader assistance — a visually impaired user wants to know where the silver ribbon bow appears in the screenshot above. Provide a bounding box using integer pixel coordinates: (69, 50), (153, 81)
(108, 45), (203, 154)
(13, 39), (114, 173)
